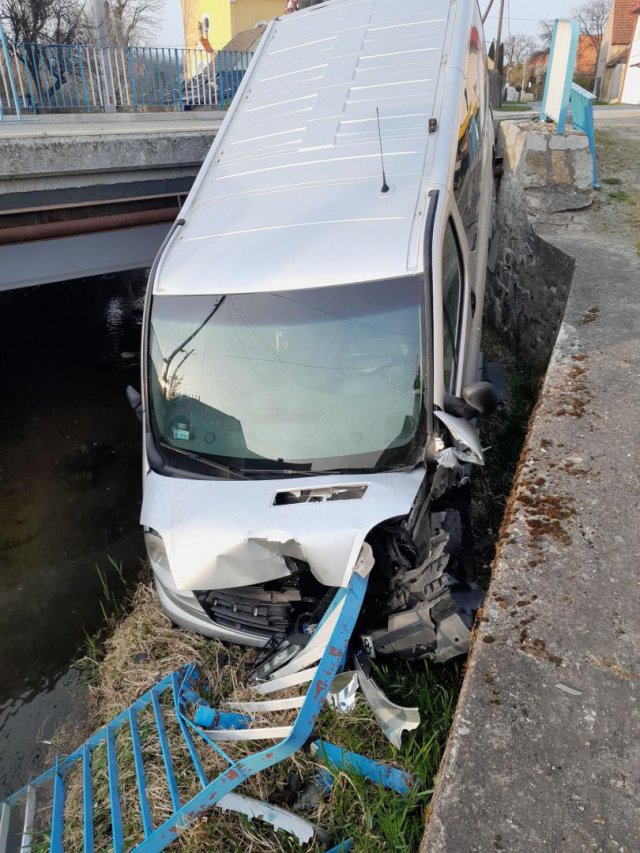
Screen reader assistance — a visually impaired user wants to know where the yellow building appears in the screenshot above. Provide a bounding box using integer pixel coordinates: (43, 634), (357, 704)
(181, 0), (284, 51)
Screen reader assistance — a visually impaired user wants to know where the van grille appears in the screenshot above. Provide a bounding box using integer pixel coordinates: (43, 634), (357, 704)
(194, 586), (300, 638)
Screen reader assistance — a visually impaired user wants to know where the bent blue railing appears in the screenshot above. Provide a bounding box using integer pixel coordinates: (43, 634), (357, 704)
(571, 82), (600, 189)
(0, 564), (371, 852)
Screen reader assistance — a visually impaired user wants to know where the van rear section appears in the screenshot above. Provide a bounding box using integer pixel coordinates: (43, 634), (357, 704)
(138, 0), (496, 663)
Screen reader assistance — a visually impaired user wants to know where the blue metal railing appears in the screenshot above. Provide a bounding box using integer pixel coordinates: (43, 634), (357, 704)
(0, 38), (254, 117)
(571, 82), (600, 189)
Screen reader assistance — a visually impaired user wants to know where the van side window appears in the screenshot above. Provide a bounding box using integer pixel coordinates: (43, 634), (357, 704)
(454, 23), (485, 252)
(442, 220), (463, 393)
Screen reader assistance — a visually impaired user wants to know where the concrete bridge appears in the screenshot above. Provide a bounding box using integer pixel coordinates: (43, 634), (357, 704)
(0, 112), (220, 290)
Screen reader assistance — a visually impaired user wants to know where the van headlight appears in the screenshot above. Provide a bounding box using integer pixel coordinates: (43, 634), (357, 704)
(144, 529), (171, 576)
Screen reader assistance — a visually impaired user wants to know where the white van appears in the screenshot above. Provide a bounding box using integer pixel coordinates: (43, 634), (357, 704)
(130, 0), (497, 663)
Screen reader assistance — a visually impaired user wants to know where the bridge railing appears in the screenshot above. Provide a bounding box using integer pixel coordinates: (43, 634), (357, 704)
(0, 38), (254, 117)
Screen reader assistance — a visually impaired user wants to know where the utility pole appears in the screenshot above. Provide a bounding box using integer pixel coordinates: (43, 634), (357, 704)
(495, 0), (505, 75)
(488, 0), (506, 109)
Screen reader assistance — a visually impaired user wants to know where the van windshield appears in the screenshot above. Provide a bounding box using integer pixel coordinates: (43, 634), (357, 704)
(148, 278), (425, 476)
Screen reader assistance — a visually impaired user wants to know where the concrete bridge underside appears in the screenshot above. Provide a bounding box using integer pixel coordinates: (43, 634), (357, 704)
(0, 113), (221, 289)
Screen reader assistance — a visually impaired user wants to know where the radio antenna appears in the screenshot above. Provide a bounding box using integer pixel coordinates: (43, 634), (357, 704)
(376, 107), (390, 193)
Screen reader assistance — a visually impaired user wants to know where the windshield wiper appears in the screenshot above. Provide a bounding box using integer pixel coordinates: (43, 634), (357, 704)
(159, 441), (247, 480)
(161, 296), (226, 388)
(239, 468), (323, 477)
(238, 464), (417, 478)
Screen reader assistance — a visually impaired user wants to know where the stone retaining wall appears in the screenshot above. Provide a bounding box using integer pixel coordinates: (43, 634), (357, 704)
(485, 121), (594, 367)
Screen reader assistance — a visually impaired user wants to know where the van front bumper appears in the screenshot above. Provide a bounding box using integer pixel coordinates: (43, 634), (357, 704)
(153, 571), (271, 647)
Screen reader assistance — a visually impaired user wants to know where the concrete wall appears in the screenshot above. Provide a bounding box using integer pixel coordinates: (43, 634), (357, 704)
(485, 120), (594, 368)
(621, 16), (640, 104)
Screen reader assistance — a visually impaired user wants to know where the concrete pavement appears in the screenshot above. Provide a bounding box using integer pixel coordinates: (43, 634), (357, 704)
(422, 132), (640, 851)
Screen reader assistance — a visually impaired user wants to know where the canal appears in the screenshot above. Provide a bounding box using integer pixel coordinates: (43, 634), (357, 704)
(0, 272), (147, 797)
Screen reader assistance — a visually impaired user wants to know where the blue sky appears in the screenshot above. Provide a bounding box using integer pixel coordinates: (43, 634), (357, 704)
(483, 0), (577, 45)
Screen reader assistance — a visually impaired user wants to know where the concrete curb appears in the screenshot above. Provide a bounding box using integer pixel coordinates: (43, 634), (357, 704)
(421, 232), (640, 850)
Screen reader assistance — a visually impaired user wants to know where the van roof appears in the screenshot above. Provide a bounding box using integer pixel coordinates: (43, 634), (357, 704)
(156, 0), (455, 296)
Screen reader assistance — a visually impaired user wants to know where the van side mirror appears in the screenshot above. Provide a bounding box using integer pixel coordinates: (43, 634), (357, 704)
(126, 385), (143, 422)
(462, 381), (499, 417)
(443, 381), (499, 420)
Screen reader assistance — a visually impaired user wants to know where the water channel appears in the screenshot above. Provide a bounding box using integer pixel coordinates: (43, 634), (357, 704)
(0, 272), (147, 797)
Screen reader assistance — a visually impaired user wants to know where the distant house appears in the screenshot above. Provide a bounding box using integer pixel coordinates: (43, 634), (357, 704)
(528, 35), (601, 100)
(595, 0), (639, 101)
(181, 0), (282, 54)
(620, 5), (640, 103)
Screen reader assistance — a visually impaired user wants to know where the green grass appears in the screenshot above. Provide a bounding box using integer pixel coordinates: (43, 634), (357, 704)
(595, 129), (615, 157)
(608, 189), (636, 205)
(498, 103), (532, 112)
(77, 557), (136, 686)
(603, 177), (622, 186)
(472, 328), (543, 584)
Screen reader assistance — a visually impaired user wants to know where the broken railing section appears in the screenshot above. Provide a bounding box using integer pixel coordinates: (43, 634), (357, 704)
(0, 544), (420, 853)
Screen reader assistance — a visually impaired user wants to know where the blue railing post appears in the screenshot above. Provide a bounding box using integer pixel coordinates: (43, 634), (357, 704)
(44, 46), (58, 109)
(570, 82), (600, 189)
(0, 21), (21, 119)
(20, 43), (37, 111)
(142, 48), (152, 108)
(28, 43), (44, 107)
(173, 48), (183, 111)
(77, 45), (90, 111)
(128, 47), (138, 112)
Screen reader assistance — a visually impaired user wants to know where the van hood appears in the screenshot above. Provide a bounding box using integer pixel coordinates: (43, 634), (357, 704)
(141, 468), (425, 591)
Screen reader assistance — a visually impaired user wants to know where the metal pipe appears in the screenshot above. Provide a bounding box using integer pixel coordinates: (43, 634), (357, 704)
(0, 206), (178, 245)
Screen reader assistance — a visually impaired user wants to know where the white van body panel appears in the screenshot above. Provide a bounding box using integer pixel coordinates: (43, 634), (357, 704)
(141, 467), (425, 590)
(154, 0), (455, 297)
(141, 0), (494, 650)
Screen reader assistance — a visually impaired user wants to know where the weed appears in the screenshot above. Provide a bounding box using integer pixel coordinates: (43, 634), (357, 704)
(498, 104), (532, 112)
(603, 177), (622, 186)
(595, 129), (614, 156)
(472, 328), (542, 585)
(608, 190), (636, 205)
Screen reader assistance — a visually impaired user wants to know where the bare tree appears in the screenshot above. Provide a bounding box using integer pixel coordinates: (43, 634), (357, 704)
(572, 0), (609, 49)
(572, 0), (608, 75)
(539, 19), (554, 46)
(1, 0), (93, 101)
(103, 0), (165, 47)
(504, 33), (538, 70)
(1, 0), (91, 43)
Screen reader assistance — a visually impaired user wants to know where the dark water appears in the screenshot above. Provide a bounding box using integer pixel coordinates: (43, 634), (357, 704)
(0, 272), (147, 797)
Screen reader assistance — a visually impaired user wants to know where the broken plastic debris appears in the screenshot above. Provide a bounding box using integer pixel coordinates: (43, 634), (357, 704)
(434, 411), (485, 465)
(218, 792), (319, 844)
(312, 740), (415, 795)
(435, 446), (482, 469)
(354, 651), (420, 749)
(327, 671), (358, 714)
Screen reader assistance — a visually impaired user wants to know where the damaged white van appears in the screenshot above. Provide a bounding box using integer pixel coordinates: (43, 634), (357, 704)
(130, 0), (497, 664)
